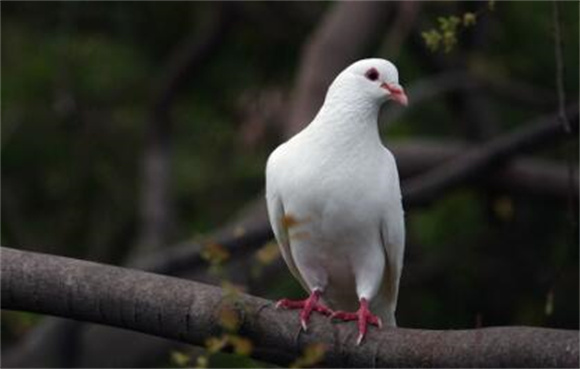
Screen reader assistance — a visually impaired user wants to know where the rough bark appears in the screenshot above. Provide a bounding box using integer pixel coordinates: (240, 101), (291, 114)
(2, 247), (578, 368)
(2, 201), (273, 368)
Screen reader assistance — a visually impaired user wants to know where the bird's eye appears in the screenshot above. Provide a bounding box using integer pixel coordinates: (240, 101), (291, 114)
(365, 68), (379, 81)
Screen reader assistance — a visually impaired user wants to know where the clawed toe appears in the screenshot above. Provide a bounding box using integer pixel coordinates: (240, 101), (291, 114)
(276, 298), (303, 309)
(275, 290), (332, 331)
(330, 311), (357, 322)
(330, 298), (382, 345)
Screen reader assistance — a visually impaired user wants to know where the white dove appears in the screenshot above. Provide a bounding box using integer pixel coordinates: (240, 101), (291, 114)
(265, 58), (408, 345)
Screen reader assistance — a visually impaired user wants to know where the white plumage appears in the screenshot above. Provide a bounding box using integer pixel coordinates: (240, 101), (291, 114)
(266, 58), (407, 344)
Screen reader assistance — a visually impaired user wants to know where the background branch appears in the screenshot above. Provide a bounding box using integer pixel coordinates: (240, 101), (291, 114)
(392, 139), (578, 198)
(286, 1), (392, 136)
(2, 247), (578, 368)
(551, 0), (579, 249)
(403, 106), (579, 206)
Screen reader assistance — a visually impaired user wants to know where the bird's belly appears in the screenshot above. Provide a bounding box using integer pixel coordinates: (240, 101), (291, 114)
(290, 233), (359, 310)
(278, 161), (389, 310)
(285, 206), (383, 311)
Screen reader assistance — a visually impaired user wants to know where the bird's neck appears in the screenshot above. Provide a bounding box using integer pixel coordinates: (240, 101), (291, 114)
(309, 95), (382, 148)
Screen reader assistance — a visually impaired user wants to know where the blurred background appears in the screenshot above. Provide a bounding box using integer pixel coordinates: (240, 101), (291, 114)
(1, 1), (578, 367)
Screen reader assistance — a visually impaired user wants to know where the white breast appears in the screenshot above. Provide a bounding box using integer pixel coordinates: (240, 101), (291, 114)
(266, 128), (400, 311)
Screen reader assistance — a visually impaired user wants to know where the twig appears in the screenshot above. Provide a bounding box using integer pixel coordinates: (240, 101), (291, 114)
(2, 247), (578, 368)
(130, 220), (273, 275)
(552, 1), (577, 225)
(550, 0), (578, 309)
(552, 1), (570, 133)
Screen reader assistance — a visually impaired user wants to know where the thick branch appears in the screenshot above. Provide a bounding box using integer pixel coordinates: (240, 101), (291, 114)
(2, 247), (578, 368)
(2, 196), (272, 368)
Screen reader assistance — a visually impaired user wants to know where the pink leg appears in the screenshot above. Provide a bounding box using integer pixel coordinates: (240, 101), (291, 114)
(331, 298), (382, 345)
(275, 289), (333, 331)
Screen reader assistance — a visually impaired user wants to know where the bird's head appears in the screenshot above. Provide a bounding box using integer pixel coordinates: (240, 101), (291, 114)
(328, 58), (408, 107)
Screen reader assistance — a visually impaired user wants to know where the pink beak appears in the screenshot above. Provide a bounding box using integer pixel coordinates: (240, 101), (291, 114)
(381, 82), (408, 106)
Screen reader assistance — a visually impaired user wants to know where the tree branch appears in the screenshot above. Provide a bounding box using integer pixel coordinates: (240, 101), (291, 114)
(551, 0), (579, 249)
(7, 125), (575, 366)
(392, 139), (578, 198)
(551, 1), (571, 134)
(403, 106), (579, 206)
(2, 195), (273, 368)
(130, 216), (273, 276)
(2, 247), (578, 368)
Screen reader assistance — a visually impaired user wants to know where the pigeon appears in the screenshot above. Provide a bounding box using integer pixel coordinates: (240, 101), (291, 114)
(265, 58), (408, 345)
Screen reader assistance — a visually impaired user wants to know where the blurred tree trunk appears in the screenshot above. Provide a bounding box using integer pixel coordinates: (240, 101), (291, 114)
(136, 4), (235, 256)
(286, 1), (393, 136)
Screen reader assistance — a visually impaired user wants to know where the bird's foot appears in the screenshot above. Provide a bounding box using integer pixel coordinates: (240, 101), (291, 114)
(275, 289), (333, 331)
(330, 298), (382, 345)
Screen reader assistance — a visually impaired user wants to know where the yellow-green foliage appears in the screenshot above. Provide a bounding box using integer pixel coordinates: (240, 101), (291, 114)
(422, 13), (478, 53)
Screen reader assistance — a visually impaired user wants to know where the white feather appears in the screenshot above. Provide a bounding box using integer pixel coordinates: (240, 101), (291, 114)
(266, 58), (406, 327)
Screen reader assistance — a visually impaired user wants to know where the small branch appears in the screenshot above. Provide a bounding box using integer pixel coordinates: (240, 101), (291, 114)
(130, 218), (273, 276)
(2, 247), (578, 368)
(552, 1), (570, 133)
(551, 0), (579, 250)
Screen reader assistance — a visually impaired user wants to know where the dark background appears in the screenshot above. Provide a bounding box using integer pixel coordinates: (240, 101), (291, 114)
(2, 1), (578, 367)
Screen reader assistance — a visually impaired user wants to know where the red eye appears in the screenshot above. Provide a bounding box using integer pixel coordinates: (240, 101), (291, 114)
(365, 68), (379, 81)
